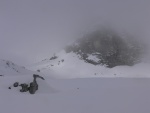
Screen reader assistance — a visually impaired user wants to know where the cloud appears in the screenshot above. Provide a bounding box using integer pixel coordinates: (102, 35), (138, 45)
(0, 0), (150, 65)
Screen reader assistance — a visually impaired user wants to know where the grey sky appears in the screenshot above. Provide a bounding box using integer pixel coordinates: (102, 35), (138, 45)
(0, 0), (150, 65)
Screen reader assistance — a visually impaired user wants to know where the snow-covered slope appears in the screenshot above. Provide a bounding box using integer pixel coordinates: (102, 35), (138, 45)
(0, 53), (150, 113)
(0, 58), (150, 113)
(0, 59), (37, 76)
(28, 50), (150, 78)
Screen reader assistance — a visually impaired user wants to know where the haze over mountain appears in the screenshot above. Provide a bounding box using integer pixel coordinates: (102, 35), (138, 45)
(0, 31), (150, 113)
(26, 27), (149, 78)
(0, 1), (150, 113)
(1, 0), (150, 65)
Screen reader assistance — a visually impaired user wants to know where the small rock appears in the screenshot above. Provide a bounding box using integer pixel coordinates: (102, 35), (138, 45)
(13, 82), (19, 87)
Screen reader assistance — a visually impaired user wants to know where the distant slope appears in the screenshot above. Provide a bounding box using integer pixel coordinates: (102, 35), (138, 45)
(28, 50), (150, 78)
(28, 28), (147, 78)
(0, 59), (37, 76)
(28, 50), (107, 78)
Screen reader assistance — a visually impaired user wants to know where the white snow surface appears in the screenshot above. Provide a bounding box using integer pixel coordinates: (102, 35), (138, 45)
(0, 52), (150, 113)
(0, 59), (37, 76)
(29, 50), (150, 78)
(1, 76), (150, 113)
(87, 54), (100, 62)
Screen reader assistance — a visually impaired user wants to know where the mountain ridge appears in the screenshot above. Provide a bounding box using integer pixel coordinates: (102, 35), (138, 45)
(0, 59), (38, 76)
(28, 50), (150, 78)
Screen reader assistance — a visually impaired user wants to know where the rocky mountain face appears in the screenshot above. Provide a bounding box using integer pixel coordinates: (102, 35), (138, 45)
(65, 28), (144, 68)
(27, 28), (146, 78)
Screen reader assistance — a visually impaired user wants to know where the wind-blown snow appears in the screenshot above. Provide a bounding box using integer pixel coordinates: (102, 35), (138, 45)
(0, 52), (150, 113)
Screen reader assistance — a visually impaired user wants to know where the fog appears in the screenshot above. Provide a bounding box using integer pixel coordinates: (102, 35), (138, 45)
(0, 0), (150, 65)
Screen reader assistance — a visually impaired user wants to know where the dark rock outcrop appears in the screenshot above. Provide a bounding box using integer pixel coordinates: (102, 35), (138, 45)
(65, 28), (144, 68)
